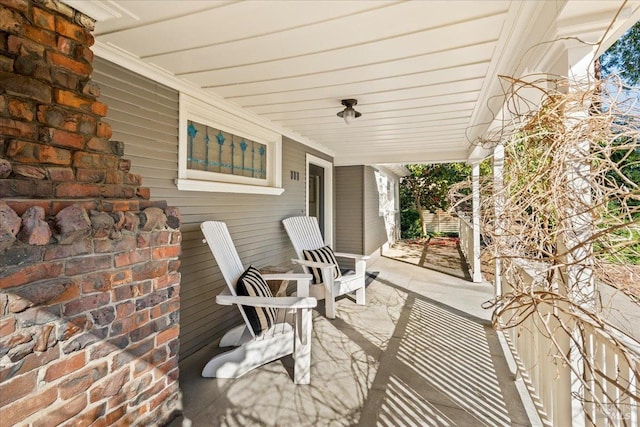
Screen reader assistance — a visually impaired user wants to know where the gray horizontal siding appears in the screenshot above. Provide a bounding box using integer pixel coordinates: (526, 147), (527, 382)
(335, 166), (363, 254)
(93, 57), (331, 359)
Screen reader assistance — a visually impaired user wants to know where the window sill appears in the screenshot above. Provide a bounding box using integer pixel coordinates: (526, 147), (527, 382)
(175, 179), (285, 195)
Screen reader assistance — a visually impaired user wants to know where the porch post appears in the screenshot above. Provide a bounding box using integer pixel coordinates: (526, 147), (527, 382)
(557, 43), (597, 427)
(493, 143), (505, 296)
(471, 161), (483, 283)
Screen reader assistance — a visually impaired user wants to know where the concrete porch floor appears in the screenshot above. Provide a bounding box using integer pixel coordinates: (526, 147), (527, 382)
(169, 255), (532, 426)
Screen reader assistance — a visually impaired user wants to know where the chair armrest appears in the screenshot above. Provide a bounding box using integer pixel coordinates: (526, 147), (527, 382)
(291, 258), (337, 269)
(261, 273), (312, 282)
(216, 294), (317, 309)
(333, 252), (370, 261)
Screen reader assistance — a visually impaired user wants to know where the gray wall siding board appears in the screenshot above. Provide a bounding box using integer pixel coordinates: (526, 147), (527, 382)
(364, 166), (388, 255)
(335, 165), (364, 254)
(94, 57), (331, 358)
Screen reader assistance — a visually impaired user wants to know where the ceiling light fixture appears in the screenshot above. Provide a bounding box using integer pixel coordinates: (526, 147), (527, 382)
(337, 99), (361, 125)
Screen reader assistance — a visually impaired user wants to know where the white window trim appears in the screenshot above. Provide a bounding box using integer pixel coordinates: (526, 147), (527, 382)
(306, 154), (333, 248)
(176, 93), (284, 195)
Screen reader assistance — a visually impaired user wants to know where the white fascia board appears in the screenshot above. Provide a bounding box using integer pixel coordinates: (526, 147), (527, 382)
(335, 149), (469, 166)
(92, 41), (335, 158)
(466, 0), (563, 157)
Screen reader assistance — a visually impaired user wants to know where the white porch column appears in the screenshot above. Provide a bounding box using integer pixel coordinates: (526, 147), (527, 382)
(471, 162), (482, 283)
(493, 143), (505, 296)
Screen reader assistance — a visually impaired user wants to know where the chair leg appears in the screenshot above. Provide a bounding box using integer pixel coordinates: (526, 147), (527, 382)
(294, 309), (312, 384)
(355, 286), (365, 305)
(325, 294), (336, 319)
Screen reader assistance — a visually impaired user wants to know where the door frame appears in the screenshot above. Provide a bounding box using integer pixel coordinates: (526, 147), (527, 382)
(306, 154), (333, 248)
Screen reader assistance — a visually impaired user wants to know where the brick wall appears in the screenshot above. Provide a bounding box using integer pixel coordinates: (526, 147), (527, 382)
(0, 1), (182, 425)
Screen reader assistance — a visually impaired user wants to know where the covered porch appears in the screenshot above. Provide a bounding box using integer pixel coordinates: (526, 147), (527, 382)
(171, 255), (532, 426)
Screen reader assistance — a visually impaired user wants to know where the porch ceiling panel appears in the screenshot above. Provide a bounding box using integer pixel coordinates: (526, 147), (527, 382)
(90, 0), (640, 166)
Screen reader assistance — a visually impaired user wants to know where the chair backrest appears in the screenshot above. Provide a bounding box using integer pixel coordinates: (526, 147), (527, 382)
(283, 216), (327, 259)
(200, 221), (246, 297)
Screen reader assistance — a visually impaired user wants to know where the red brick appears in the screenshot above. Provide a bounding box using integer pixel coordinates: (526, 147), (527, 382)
(80, 272), (112, 294)
(61, 402), (106, 427)
(89, 369), (129, 403)
(112, 282), (152, 302)
(150, 231), (172, 247)
(7, 34), (44, 57)
(76, 168), (105, 183)
(132, 260), (168, 282)
(0, 345), (60, 382)
(23, 24), (56, 47)
(4, 199), (50, 216)
(99, 199), (139, 212)
(0, 116), (37, 138)
(136, 187), (151, 200)
(156, 326), (179, 346)
(47, 167), (75, 182)
(0, 262), (63, 289)
(0, 386), (57, 426)
(0, 7), (24, 34)
(115, 301), (135, 319)
(59, 362), (108, 400)
(0, 317), (16, 336)
(86, 137), (111, 153)
(148, 383), (176, 411)
(49, 128), (85, 149)
(44, 351), (86, 382)
(54, 88), (92, 110)
(55, 182), (100, 198)
(110, 269), (132, 287)
(152, 245), (181, 260)
(73, 151), (118, 169)
(114, 248), (151, 267)
(56, 36), (74, 54)
(51, 69), (78, 90)
(0, 0), (28, 14)
(63, 292), (110, 317)
(55, 17), (91, 44)
(105, 405), (126, 425)
(44, 240), (91, 261)
(8, 98), (34, 121)
(6, 140), (71, 165)
(32, 7), (55, 31)
(117, 159), (131, 172)
(96, 121), (111, 139)
(155, 272), (180, 289)
(94, 235), (136, 253)
(103, 170), (122, 185)
(123, 173), (142, 186)
(52, 200), (97, 215)
(0, 370), (36, 406)
(0, 178), (53, 197)
(48, 51), (91, 76)
(32, 393), (87, 427)
(91, 101), (107, 117)
(65, 254), (112, 277)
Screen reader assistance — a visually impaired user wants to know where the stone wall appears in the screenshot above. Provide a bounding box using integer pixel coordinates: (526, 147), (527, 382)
(0, 0), (182, 425)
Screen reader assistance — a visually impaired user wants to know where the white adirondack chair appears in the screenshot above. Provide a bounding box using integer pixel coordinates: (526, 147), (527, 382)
(282, 216), (369, 319)
(200, 221), (316, 384)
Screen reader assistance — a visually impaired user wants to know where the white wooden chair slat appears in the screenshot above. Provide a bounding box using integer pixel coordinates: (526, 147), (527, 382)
(200, 220), (315, 384)
(283, 216), (367, 319)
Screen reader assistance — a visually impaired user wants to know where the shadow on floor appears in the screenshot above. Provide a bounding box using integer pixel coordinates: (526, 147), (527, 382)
(169, 258), (530, 427)
(382, 238), (472, 281)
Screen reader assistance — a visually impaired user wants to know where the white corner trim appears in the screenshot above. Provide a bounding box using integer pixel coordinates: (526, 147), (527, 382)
(92, 41), (335, 158)
(175, 179), (285, 195)
(306, 154), (333, 248)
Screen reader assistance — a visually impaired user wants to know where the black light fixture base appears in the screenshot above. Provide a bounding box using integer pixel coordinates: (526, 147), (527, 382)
(337, 99), (362, 121)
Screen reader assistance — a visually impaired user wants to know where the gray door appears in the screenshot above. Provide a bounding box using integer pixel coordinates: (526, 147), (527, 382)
(308, 163), (325, 238)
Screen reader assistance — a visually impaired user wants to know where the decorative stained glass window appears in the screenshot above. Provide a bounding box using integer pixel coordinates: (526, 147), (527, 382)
(177, 94), (283, 195)
(187, 120), (267, 179)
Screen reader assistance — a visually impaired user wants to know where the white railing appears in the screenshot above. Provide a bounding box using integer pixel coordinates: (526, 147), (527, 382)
(458, 214), (477, 280)
(501, 265), (640, 427)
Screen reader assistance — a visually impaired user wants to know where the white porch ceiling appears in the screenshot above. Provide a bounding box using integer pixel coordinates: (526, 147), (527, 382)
(83, 0), (639, 165)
